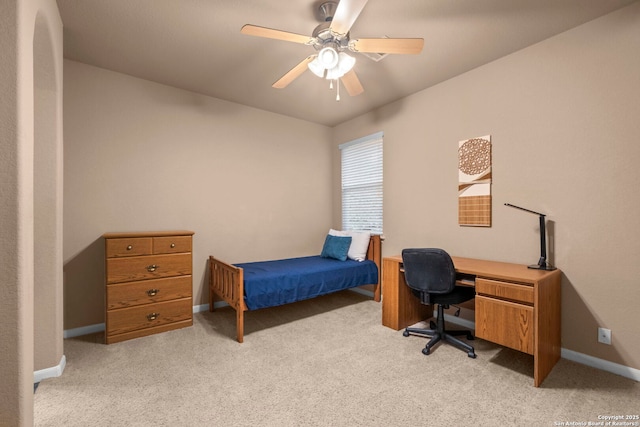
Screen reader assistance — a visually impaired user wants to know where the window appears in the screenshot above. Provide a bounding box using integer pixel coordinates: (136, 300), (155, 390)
(340, 131), (383, 233)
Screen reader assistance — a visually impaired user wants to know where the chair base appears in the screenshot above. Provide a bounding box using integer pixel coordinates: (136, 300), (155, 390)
(403, 309), (476, 358)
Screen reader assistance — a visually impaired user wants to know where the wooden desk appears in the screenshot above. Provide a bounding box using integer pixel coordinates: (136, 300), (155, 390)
(382, 255), (561, 387)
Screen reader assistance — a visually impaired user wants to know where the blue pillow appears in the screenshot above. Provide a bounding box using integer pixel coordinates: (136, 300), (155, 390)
(320, 234), (352, 261)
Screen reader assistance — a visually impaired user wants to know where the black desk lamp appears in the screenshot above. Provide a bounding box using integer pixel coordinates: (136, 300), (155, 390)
(505, 203), (556, 271)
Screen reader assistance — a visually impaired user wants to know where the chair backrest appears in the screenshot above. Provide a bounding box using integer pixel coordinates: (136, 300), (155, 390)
(401, 248), (456, 295)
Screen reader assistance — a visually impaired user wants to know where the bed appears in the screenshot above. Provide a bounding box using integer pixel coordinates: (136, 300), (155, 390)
(208, 233), (381, 342)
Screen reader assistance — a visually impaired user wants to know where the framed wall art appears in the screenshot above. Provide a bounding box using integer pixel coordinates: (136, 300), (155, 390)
(458, 135), (492, 227)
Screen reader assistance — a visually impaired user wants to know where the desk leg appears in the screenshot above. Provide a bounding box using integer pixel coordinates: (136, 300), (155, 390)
(533, 274), (562, 387)
(382, 259), (431, 330)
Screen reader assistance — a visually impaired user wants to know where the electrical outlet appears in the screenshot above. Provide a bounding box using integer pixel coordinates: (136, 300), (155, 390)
(598, 327), (611, 345)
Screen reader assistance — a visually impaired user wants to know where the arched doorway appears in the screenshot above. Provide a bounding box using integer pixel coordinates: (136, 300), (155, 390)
(0, 1), (62, 423)
(33, 9), (64, 380)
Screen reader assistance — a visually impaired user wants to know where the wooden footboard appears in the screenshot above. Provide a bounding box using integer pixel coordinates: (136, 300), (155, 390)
(368, 234), (382, 302)
(208, 256), (248, 343)
(209, 234), (382, 343)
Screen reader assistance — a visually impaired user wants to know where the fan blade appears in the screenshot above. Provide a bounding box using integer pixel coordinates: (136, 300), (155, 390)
(241, 24), (314, 45)
(330, 0), (369, 37)
(351, 38), (424, 54)
(341, 69), (364, 96)
(272, 55), (316, 89)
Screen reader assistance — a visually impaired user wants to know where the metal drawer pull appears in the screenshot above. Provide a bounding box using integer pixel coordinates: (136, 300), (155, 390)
(170, 243), (176, 248)
(147, 289), (159, 296)
(147, 312), (160, 321)
(126, 245), (132, 250)
(146, 264), (158, 272)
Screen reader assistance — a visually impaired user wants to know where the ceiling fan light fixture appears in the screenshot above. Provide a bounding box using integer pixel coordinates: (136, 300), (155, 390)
(325, 67), (341, 81)
(325, 52), (355, 80)
(307, 56), (325, 78)
(337, 52), (355, 74)
(242, 0), (425, 99)
(317, 46), (339, 69)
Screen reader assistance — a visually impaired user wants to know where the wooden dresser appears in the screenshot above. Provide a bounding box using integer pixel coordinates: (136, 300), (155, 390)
(103, 230), (195, 344)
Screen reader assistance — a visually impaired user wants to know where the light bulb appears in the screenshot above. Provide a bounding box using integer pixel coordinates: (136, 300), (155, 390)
(317, 46), (339, 69)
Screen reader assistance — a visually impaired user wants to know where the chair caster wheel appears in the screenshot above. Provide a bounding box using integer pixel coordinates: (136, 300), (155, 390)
(422, 347), (431, 356)
(468, 351), (477, 359)
(430, 321), (436, 329)
(403, 330), (410, 337)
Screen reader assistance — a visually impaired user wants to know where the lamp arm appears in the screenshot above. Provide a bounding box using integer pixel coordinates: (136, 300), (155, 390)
(505, 203), (555, 270)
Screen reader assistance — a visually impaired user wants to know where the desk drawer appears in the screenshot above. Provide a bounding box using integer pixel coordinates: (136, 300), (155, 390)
(106, 276), (192, 310)
(106, 253), (192, 284)
(107, 298), (192, 336)
(476, 278), (534, 304)
(475, 295), (534, 355)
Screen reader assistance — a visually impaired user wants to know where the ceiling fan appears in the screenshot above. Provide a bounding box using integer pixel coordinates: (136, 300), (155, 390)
(241, 0), (424, 100)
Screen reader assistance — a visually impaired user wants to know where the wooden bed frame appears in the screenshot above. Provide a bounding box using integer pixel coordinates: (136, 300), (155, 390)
(208, 234), (382, 343)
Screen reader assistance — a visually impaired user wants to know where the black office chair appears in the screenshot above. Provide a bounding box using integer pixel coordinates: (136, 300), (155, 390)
(402, 248), (477, 358)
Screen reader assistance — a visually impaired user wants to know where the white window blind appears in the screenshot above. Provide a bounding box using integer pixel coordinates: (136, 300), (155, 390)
(340, 132), (383, 233)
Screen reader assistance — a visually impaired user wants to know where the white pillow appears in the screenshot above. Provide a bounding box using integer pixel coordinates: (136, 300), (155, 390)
(328, 229), (371, 261)
(328, 228), (346, 237)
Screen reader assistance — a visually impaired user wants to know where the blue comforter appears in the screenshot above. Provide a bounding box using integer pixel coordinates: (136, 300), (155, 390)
(235, 256), (379, 310)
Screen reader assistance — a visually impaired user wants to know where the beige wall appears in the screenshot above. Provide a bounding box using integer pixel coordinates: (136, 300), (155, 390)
(1, 0), (64, 424)
(59, 0), (640, 380)
(63, 60), (333, 329)
(333, 2), (640, 370)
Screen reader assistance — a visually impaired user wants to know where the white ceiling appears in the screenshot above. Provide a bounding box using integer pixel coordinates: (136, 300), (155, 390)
(56, 0), (637, 127)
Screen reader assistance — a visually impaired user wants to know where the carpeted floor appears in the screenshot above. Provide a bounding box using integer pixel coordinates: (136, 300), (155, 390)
(34, 291), (639, 426)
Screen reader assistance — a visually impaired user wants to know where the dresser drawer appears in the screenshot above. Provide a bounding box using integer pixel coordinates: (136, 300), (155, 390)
(106, 237), (153, 258)
(106, 253), (192, 284)
(106, 276), (192, 310)
(475, 295), (534, 355)
(153, 235), (192, 254)
(107, 298), (192, 336)
(476, 278), (534, 304)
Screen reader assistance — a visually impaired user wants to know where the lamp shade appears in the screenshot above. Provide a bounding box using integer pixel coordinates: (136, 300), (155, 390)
(337, 52), (355, 74)
(317, 46), (339, 69)
(325, 53), (355, 80)
(308, 50), (356, 80)
(308, 56), (325, 77)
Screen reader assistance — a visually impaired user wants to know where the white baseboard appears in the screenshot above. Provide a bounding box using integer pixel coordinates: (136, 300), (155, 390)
(562, 348), (640, 382)
(443, 314), (639, 383)
(34, 354), (66, 384)
(349, 287), (375, 298)
(63, 322), (105, 339)
(442, 312), (475, 330)
(193, 303), (210, 313)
